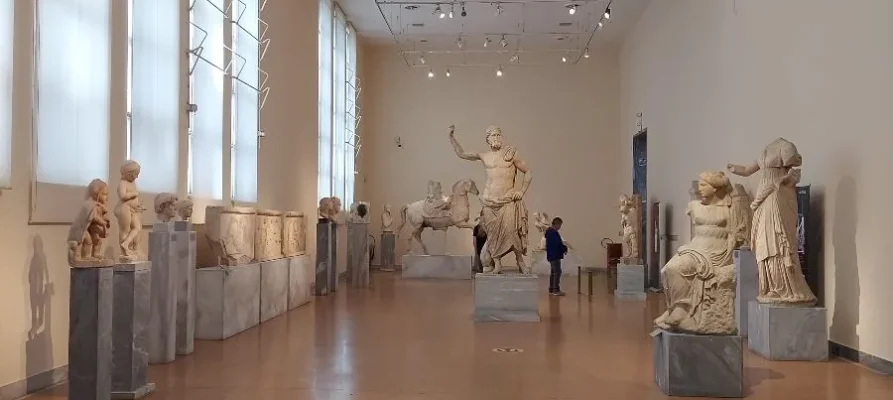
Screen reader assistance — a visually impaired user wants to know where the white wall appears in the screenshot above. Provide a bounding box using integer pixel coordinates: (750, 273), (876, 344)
(620, 0), (893, 361)
(0, 0), (318, 389)
(360, 44), (622, 266)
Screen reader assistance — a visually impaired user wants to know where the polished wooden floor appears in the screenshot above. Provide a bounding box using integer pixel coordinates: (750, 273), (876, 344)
(31, 272), (892, 399)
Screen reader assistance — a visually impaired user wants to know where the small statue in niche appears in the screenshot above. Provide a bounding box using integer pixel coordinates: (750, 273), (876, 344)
(381, 204), (394, 232)
(349, 201), (371, 223)
(175, 197), (194, 221)
(619, 194), (641, 262)
(154, 193), (179, 222)
(114, 160), (146, 261)
(67, 179), (112, 266)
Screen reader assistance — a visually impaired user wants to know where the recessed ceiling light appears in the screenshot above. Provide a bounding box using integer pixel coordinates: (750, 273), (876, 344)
(558, 22), (573, 27)
(404, 5), (418, 10)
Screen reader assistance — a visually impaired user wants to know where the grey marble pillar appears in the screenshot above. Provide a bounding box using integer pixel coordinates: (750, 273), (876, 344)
(347, 222), (370, 287)
(380, 232), (396, 271)
(147, 224), (179, 364)
(69, 265), (114, 400)
(111, 262), (155, 399)
(173, 221), (196, 355)
(314, 221), (336, 296)
(734, 249), (757, 336)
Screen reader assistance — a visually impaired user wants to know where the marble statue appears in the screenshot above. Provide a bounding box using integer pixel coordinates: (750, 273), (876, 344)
(282, 211), (306, 256)
(349, 201), (371, 223)
(205, 206), (257, 266)
(154, 193), (179, 222)
(619, 194), (641, 261)
(381, 204), (394, 232)
(114, 160), (146, 261)
(395, 179), (479, 255)
(450, 125), (532, 274)
(175, 197), (194, 221)
(67, 179), (113, 266)
(255, 209), (284, 261)
(423, 181), (451, 218)
(318, 197), (343, 221)
(532, 211), (572, 251)
(654, 171), (743, 335)
(727, 138), (817, 306)
(729, 184), (753, 249)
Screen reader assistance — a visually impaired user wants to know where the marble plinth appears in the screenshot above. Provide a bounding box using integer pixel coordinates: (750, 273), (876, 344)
(403, 255), (473, 280)
(531, 251), (581, 276)
(174, 224), (196, 356)
(147, 227), (179, 364)
(380, 232), (396, 271)
(734, 250), (757, 336)
(69, 265), (114, 400)
(347, 223), (370, 286)
(748, 302), (828, 361)
(653, 329), (744, 398)
(260, 259), (289, 322)
(288, 255), (313, 309)
(615, 264), (646, 301)
(111, 262), (155, 399)
(473, 273), (540, 322)
(314, 221), (337, 296)
(195, 263), (261, 340)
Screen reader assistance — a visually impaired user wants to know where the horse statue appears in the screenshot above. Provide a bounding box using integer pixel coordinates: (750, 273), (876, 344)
(395, 179), (479, 254)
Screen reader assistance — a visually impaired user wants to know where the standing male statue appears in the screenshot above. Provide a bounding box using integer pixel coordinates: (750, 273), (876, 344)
(449, 125), (532, 274)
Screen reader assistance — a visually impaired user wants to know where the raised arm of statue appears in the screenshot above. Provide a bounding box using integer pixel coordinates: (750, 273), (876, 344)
(448, 125), (481, 161)
(727, 161), (760, 177)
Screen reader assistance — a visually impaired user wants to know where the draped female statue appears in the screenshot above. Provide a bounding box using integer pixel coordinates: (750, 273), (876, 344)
(728, 138), (816, 306)
(655, 171), (743, 335)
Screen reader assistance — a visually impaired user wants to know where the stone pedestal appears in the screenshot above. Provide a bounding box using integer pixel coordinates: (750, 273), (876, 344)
(260, 258), (289, 322)
(111, 262), (155, 399)
(195, 263), (261, 340)
(652, 329), (744, 398)
(172, 221), (196, 356)
(473, 273), (540, 322)
(347, 222), (370, 286)
(748, 302), (828, 361)
(615, 263), (646, 301)
(147, 224), (179, 364)
(734, 249), (757, 336)
(315, 221), (337, 296)
(69, 265), (114, 400)
(288, 255), (313, 309)
(380, 232), (396, 271)
(403, 255), (473, 280)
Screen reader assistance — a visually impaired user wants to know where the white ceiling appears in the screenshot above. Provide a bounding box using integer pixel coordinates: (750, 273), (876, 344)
(339, 0), (652, 60)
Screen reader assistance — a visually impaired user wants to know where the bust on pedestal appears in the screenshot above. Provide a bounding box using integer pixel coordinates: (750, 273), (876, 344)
(315, 197), (342, 295)
(380, 204), (396, 271)
(347, 202), (371, 287)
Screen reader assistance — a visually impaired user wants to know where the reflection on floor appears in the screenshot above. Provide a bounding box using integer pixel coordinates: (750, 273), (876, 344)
(28, 272), (893, 399)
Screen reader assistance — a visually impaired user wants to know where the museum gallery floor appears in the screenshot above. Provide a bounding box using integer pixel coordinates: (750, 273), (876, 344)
(29, 274), (892, 399)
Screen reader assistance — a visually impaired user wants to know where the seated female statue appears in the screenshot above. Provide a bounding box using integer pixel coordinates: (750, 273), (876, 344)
(654, 171), (744, 335)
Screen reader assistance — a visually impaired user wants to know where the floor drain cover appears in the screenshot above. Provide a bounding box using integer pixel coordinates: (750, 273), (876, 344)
(492, 347), (523, 353)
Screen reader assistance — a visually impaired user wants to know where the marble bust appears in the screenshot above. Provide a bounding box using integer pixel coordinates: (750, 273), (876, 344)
(450, 125), (532, 274)
(114, 160), (146, 261)
(381, 204), (394, 232)
(154, 193), (179, 222)
(175, 197), (194, 221)
(67, 179), (113, 266)
(655, 171), (741, 335)
(349, 201), (371, 223)
(318, 196), (343, 222)
(728, 138), (816, 305)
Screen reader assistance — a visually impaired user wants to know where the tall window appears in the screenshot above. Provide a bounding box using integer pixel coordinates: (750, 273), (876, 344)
(128, 0), (180, 194)
(188, 0), (225, 199)
(0, 0), (12, 188)
(231, 0), (260, 203)
(33, 0), (110, 222)
(318, 1), (358, 206)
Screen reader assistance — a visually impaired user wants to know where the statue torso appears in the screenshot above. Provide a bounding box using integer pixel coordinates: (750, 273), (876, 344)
(480, 149), (517, 201)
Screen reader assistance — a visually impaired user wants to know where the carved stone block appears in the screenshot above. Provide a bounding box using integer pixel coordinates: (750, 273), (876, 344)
(616, 263), (646, 301)
(748, 302), (828, 361)
(734, 250), (758, 336)
(204, 206), (257, 266)
(282, 211), (306, 257)
(195, 263), (261, 340)
(260, 258), (289, 322)
(255, 209), (284, 262)
(473, 273), (540, 322)
(288, 254), (313, 309)
(653, 329), (744, 398)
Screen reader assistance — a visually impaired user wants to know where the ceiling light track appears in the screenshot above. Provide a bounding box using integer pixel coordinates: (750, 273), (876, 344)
(377, 0), (604, 4)
(572, 0), (612, 64)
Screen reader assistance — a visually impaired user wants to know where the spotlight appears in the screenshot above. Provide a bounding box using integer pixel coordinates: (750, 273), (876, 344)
(567, 4), (578, 15)
(583, 48), (590, 59)
(499, 34), (508, 48)
(446, 69), (452, 77)
(461, 3), (467, 17)
(604, 7), (611, 19)
(598, 21), (603, 28)
(484, 36), (491, 47)
(494, 2), (504, 15)
(456, 37), (465, 49)
(433, 3), (441, 16)
(561, 55), (567, 63)
(509, 53), (520, 63)
(428, 68), (435, 78)
(496, 65), (504, 77)
(449, 3), (454, 18)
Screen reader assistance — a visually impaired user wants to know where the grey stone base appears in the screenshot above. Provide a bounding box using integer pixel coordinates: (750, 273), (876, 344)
(615, 264), (646, 301)
(653, 329), (744, 398)
(260, 258), (289, 322)
(112, 262), (152, 395)
(347, 222), (371, 286)
(734, 250), (757, 336)
(748, 301), (828, 361)
(288, 255), (313, 309)
(195, 263), (261, 340)
(402, 255), (473, 280)
(111, 382), (156, 399)
(380, 232), (396, 270)
(69, 265), (114, 400)
(473, 273), (540, 322)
